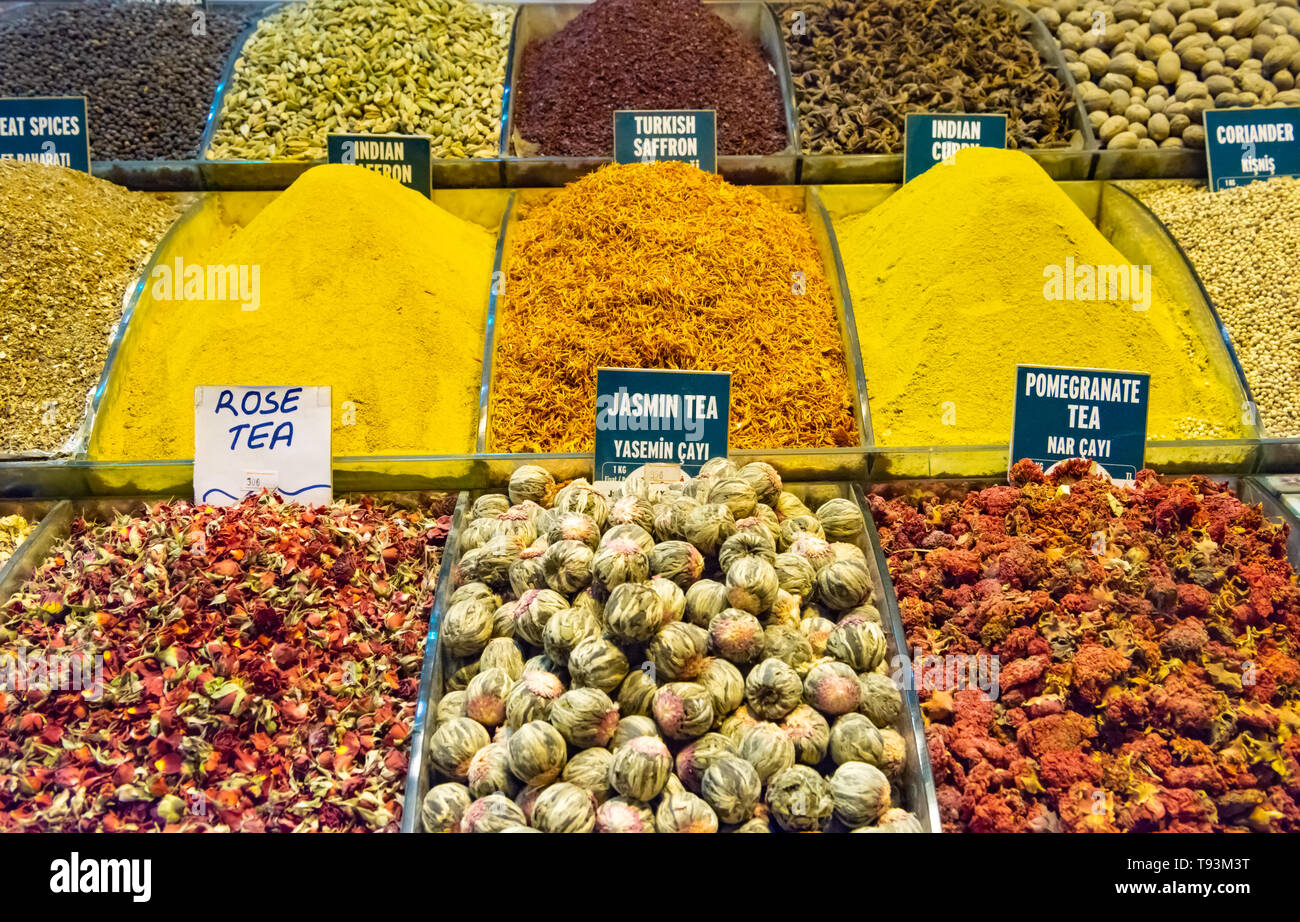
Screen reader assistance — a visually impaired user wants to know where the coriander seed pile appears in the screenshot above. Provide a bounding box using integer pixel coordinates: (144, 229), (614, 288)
(0, 162), (182, 455)
(1133, 177), (1300, 437)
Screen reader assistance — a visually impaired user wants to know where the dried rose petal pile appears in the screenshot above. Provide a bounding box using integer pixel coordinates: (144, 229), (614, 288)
(871, 461), (1300, 833)
(0, 495), (452, 832)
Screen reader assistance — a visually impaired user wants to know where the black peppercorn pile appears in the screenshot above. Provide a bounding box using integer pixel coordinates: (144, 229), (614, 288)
(513, 0), (788, 157)
(0, 1), (256, 160)
(778, 0), (1080, 154)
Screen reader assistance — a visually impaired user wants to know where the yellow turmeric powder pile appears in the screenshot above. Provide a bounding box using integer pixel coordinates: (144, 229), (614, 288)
(490, 162), (859, 452)
(834, 148), (1247, 447)
(90, 165), (494, 460)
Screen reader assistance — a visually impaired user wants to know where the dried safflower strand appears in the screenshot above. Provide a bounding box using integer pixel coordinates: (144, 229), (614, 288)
(423, 782), (473, 833)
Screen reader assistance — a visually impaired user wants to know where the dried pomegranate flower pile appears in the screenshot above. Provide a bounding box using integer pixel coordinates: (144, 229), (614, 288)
(870, 461), (1300, 833)
(0, 495), (452, 832)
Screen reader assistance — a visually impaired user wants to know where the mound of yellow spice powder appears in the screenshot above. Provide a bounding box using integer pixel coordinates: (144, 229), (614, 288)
(489, 162), (859, 452)
(834, 148), (1246, 447)
(90, 165), (494, 460)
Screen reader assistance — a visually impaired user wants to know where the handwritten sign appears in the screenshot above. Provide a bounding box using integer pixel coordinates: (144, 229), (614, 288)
(327, 133), (432, 197)
(1204, 106), (1300, 191)
(594, 368), (729, 480)
(614, 110), (716, 172)
(194, 386), (332, 506)
(903, 113), (1006, 183)
(1009, 365), (1149, 481)
(0, 97), (90, 172)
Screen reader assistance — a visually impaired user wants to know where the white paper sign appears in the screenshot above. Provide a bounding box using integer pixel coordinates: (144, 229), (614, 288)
(194, 386), (332, 506)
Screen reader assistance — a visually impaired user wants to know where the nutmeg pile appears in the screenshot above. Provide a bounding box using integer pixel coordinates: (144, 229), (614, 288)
(422, 461), (923, 833)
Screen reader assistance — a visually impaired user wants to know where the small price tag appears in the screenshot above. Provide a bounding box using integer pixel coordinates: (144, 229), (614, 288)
(194, 386), (332, 506)
(1009, 365), (1149, 482)
(903, 113), (1007, 183)
(327, 133), (432, 197)
(1204, 106), (1300, 191)
(0, 97), (90, 172)
(614, 110), (716, 172)
(594, 368), (729, 481)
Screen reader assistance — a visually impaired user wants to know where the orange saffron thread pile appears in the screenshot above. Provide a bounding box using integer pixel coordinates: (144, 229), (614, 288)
(490, 162), (859, 453)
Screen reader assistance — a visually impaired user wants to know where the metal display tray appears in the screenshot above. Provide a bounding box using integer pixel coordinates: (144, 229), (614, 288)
(476, 184), (871, 483)
(816, 179), (1264, 479)
(790, 0), (1099, 184)
(403, 479), (941, 833)
(501, 1), (801, 186)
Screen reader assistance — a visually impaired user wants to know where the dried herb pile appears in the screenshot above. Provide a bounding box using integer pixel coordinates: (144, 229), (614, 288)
(490, 162), (858, 453)
(0, 514), (34, 569)
(422, 462), (921, 833)
(0, 162), (183, 455)
(0, 0), (256, 160)
(778, 0), (1081, 154)
(512, 0), (788, 157)
(0, 495), (453, 832)
(872, 461), (1300, 833)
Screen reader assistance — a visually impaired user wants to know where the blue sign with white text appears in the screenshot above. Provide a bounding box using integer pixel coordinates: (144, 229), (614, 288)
(595, 368), (729, 480)
(1204, 106), (1300, 191)
(1010, 365), (1149, 481)
(903, 113), (1006, 183)
(0, 97), (90, 172)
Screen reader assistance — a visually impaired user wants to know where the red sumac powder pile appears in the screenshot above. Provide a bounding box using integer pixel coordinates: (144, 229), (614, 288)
(513, 0), (788, 157)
